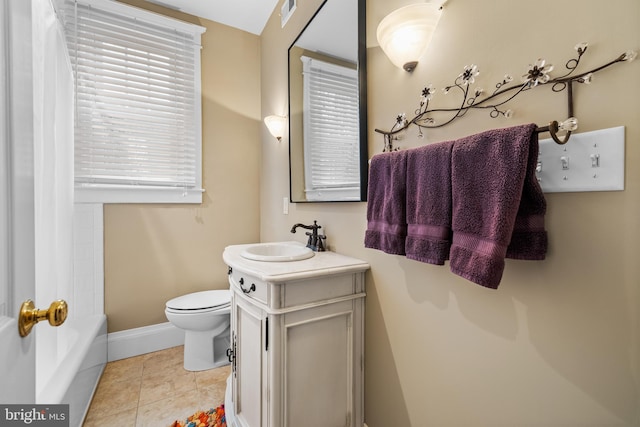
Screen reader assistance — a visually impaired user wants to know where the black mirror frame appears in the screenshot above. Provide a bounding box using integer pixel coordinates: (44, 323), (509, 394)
(287, 0), (368, 203)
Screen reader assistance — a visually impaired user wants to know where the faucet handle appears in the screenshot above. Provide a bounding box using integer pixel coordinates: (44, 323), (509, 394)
(317, 234), (326, 252)
(304, 231), (314, 248)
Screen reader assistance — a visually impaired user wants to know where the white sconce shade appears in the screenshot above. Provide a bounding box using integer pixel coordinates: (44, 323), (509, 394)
(376, 2), (443, 72)
(264, 115), (287, 141)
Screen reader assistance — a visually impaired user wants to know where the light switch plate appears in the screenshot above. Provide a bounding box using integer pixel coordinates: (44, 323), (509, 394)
(536, 126), (625, 193)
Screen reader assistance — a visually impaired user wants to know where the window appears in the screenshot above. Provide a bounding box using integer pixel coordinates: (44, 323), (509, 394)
(301, 56), (360, 201)
(59, 0), (205, 203)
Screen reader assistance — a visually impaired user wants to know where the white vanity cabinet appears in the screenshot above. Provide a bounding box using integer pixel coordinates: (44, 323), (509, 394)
(223, 243), (369, 427)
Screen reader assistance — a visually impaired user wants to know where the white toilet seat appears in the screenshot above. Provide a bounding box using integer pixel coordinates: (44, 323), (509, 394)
(165, 305), (230, 316)
(166, 290), (230, 312)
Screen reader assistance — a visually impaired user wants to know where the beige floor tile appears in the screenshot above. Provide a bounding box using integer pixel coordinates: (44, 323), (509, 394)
(84, 377), (140, 421)
(83, 407), (137, 427)
(194, 364), (231, 390)
(84, 346), (230, 427)
(139, 366), (197, 406)
(100, 354), (144, 384)
(142, 346), (184, 375)
(197, 382), (227, 411)
(135, 390), (203, 427)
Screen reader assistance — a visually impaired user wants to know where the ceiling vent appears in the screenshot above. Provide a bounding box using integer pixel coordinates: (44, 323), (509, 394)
(281, 0), (296, 27)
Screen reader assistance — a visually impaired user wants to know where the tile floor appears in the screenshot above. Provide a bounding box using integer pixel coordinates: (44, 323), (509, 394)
(83, 346), (230, 426)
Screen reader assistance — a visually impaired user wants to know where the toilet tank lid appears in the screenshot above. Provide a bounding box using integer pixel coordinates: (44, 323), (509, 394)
(166, 290), (230, 310)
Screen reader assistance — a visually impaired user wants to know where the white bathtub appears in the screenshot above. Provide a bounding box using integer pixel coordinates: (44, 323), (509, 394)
(36, 314), (107, 427)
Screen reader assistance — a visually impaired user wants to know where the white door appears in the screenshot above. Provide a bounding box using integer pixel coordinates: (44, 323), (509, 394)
(0, 0), (71, 403)
(0, 0), (37, 402)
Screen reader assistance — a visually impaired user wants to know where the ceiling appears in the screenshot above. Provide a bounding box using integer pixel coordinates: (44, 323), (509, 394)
(144, 0), (280, 35)
(292, 0), (357, 62)
(143, 0), (404, 45)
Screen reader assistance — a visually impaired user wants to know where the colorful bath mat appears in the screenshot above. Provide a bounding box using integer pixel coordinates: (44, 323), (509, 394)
(170, 404), (226, 427)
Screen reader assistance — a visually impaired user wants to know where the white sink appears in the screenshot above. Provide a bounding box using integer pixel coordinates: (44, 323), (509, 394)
(240, 243), (315, 262)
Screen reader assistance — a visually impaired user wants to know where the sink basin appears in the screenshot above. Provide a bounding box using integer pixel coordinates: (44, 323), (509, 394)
(240, 243), (315, 262)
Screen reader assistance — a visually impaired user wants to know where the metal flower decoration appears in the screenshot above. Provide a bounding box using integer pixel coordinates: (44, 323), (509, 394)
(623, 50), (637, 61)
(420, 84), (435, 105)
(375, 43), (637, 151)
(523, 58), (554, 87)
(459, 64), (479, 86)
(396, 113), (407, 126)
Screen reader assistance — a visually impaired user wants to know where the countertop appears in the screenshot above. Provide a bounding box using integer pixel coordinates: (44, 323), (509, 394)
(223, 241), (370, 282)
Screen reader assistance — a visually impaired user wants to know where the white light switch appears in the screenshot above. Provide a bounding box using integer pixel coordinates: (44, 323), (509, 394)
(536, 126), (624, 193)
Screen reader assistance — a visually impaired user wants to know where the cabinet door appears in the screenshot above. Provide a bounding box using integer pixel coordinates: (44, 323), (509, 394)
(233, 294), (267, 427)
(282, 300), (357, 427)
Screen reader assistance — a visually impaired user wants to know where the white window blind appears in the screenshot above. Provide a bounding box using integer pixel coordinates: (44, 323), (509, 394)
(59, 0), (205, 203)
(301, 56), (360, 201)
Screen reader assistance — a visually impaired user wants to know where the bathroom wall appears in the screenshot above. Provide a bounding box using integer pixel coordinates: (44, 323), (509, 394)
(260, 0), (640, 426)
(104, 1), (262, 333)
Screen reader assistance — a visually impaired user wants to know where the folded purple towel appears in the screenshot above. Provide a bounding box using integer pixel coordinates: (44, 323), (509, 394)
(405, 141), (455, 265)
(449, 123), (547, 289)
(506, 132), (548, 259)
(365, 150), (408, 255)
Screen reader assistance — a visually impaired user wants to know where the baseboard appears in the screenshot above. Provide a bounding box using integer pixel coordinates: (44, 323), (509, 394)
(107, 322), (184, 362)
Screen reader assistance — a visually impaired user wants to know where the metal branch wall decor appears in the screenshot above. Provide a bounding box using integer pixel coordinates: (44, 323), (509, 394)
(375, 43), (637, 151)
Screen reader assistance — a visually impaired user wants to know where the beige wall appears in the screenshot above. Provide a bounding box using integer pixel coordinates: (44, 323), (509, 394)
(261, 0), (640, 426)
(104, 1), (261, 333)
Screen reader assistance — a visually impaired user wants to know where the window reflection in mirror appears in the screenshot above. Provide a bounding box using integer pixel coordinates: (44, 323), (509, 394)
(288, 0), (367, 202)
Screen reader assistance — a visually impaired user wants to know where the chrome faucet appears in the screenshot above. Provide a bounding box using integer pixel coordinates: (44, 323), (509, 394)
(290, 220), (326, 252)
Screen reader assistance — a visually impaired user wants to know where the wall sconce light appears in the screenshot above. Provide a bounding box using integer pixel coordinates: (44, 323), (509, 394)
(264, 115), (287, 141)
(376, 2), (445, 72)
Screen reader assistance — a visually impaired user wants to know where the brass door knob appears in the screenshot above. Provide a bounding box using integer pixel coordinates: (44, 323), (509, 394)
(18, 299), (68, 337)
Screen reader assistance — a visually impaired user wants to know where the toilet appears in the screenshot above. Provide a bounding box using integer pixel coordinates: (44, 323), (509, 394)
(165, 290), (231, 371)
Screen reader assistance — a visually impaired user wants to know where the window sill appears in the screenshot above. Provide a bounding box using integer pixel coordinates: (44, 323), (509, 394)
(304, 187), (360, 202)
(75, 185), (204, 204)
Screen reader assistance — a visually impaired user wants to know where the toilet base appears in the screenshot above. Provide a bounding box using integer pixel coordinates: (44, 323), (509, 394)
(183, 325), (231, 371)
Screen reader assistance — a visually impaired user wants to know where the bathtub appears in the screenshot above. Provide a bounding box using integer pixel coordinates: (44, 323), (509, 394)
(36, 314), (107, 427)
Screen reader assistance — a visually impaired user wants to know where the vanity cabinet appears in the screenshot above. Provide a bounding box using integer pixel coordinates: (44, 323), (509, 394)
(223, 243), (369, 427)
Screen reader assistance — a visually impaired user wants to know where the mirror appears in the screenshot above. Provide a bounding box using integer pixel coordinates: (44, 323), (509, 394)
(288, 0), (367, 202)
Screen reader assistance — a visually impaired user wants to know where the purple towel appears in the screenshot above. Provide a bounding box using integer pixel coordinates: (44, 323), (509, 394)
(365, 150), (408, 255)
(405, 141), (455, 265)
(506, 132), (548, 259)
(449, 123), (547, 289)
